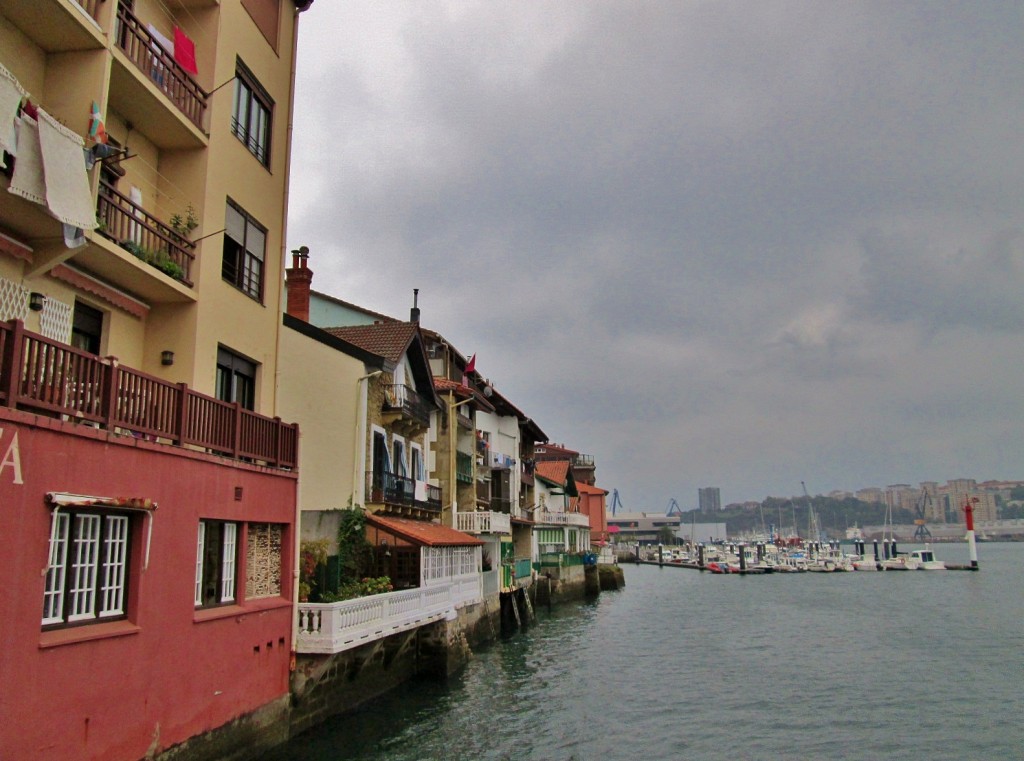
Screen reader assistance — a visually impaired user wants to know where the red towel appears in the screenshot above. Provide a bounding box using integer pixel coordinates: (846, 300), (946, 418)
(173, 27), (198, 75)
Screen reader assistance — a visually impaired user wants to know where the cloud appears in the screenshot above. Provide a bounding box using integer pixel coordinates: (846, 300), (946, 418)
(290, 1), (1024, 506)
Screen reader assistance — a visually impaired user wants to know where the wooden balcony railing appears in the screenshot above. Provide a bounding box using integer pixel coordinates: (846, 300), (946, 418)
(382, 383), (432, 427)
(96, 179), (195, 286)
(0, 320), (297, 469)
(115, 2), (207, 129)
(455, 511), (511, 535)
(79, 0), (103, 22)
(365, 471), (441, 512)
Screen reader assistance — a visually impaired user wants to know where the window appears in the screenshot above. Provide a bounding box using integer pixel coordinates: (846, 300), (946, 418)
(216, 346), (256, 410)
(71, 301), (103, 354)
(222, 200), (266, 300)
(411, 444), (424, 482)
(231, 60), (273, 166)
(195, 521), (238, 608)
(393, 437), (407, 477)
(42, 510), (131, 627)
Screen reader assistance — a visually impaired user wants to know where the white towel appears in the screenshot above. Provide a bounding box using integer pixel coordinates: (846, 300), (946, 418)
(37, 109), (97, 230)
(414, 480), (428, 502)
(8, 115), (46, 206)
(0, 64), (26, 157)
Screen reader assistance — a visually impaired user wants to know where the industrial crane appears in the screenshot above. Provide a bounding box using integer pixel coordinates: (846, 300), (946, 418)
(610, 489), (625, 516)
(666, 498), (683, 516)
(913, 491), (933, 540)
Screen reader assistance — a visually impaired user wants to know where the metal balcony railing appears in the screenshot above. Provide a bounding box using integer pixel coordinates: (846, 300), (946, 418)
(0, 320), (297, 469)
(382, 383), (432, 427)
(456, 451), (473, 483)
(365, 471), (441, 512)
(96, 179), (195, 285)
(115, 3), (207, 129)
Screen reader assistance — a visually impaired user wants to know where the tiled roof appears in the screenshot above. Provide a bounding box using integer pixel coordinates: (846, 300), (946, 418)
(535, 460), (570, 486)
(433, 377), (495, 410)
(366, 514), (484, 547)
(323, 322), (419, 364)
(576, 483), (608, 495)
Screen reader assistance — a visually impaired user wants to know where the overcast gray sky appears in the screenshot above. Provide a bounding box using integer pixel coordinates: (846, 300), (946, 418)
(287, 1), (1024, 509)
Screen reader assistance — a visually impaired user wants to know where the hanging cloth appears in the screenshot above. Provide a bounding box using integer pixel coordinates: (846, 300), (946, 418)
(8, 114), (46, 206)
(0, 63), (26, 157)
(173, 27), (198, 75)
(37, 109), (98, 230)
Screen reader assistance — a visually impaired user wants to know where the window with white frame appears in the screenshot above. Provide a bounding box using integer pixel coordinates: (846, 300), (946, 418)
(393, 437), (407, 478)
(410, 444), (424, 482)
(195, 521), (238, 608)
(42, 510), (132, 627)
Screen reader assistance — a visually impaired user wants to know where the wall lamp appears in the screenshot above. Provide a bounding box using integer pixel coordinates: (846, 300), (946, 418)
(160, 350), (174, 366)
(29, 292), (45, 312)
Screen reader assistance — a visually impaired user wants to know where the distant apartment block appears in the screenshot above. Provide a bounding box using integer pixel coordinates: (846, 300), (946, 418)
(698, 487), (721, 512)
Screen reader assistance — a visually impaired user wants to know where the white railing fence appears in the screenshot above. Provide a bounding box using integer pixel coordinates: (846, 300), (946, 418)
(535, 510), (591, 527)
(455, 511), (512, 535)
(296, 571), (482, 655)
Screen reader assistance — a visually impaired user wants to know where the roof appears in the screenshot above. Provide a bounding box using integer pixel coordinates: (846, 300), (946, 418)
(324, 322), (421, 365)
(576, 483), (609, 496)
(434, 377), (496, 411)
(366, 514), (484, 547)
(535, 460), (571, 486)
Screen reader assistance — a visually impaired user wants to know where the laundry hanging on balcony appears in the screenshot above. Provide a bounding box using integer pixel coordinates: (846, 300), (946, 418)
(37, 111), (98, 231)
(173, 27), (198, 75)
(0, 63), (26, 159)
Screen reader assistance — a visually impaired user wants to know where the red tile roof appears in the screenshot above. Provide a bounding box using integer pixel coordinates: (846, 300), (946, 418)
(323, 322), (419, 364)
(366, 514), (483, 546)
(576, 483), (609, 495)
(535, 460), (570, 486)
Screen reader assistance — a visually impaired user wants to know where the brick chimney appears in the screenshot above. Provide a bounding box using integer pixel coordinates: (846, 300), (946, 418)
(285, 246), (312, 321)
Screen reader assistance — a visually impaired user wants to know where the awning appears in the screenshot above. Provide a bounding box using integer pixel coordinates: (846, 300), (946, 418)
(46, 492), (157, 569)
(366, 513), (483, 547)
(47, 492), (157, 511)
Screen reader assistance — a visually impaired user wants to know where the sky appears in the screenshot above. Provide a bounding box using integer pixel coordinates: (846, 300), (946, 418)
(286, 1), (1024, 510)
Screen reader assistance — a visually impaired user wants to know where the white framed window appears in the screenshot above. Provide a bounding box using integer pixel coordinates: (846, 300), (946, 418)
(195, 520), (238, 608)
(410, 444), (425, 482)
(393, 436), (407, 478)
(42, 511), (131, 627)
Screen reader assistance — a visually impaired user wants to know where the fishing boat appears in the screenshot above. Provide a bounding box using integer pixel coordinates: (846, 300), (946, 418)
(907, 547), (946, 570)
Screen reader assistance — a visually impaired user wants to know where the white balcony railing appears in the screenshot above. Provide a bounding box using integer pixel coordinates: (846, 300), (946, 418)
(535, 510), (591, 528)
(296, 572), (482, 655)
(455, 510), (511, 535)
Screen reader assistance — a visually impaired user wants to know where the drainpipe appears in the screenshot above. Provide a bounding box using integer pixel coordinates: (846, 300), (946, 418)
(353, 370), (383, 508)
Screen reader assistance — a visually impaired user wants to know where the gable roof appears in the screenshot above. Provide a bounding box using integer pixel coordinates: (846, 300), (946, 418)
(324, 322), (420, 364)
(366, 514), (484, 547)
(535, 459), (570, 485)
(576, 483), (609, 496)
(324, 322), (438, 407)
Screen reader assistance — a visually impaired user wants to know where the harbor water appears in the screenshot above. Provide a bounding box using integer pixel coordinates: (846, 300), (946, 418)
(264, 543), (1024, 760)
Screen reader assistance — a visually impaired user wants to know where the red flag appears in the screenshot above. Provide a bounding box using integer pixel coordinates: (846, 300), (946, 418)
(174, 27), (198, 75)
(465, 353), (476, 373)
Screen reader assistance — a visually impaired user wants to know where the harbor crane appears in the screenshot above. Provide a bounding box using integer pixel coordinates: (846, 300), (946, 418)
(913, 491), (933, 541)
(610, 489), (625, 516)
(666, 498), (683, 516)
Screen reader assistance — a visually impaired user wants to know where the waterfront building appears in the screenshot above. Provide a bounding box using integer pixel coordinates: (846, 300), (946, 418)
(699, 486), (721, 512)
(0, 1), (310, 758)
(607, 512), (683, 544)
(856, 487), (883, 503)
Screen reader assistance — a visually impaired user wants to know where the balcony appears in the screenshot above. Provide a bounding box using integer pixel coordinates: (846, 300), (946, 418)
(110, 2), (208, 148)
(3, 0), (106, 53)
(0, 320), (297, 469)
(535, 510), (591, 528)
(456, 451), (473, 484)
(94, 179), (195, 286)
(455, 511), (511, 535)
(365, 471), (441, 515)
(296, 573), (481, 654)
(381, 383), (432, 437)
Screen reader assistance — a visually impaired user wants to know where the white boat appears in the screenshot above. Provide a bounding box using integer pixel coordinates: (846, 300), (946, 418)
(852, 557), (881, 571)
(907, 547), (946, 570)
